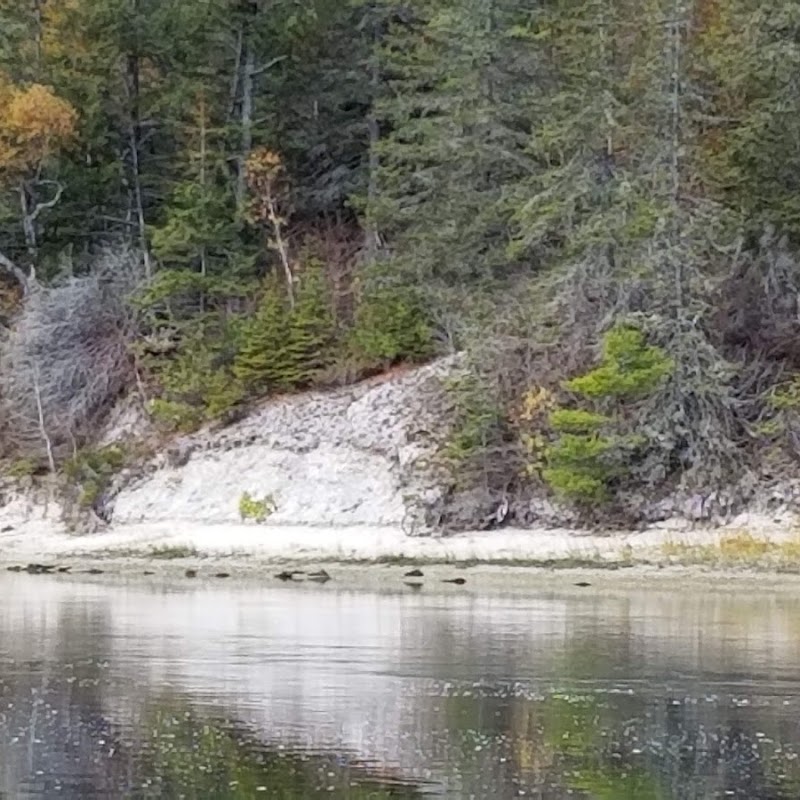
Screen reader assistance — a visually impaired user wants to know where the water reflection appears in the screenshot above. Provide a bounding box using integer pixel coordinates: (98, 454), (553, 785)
(1, 577), (800, 797)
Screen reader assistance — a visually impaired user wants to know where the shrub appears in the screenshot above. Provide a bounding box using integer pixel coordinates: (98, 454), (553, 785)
(63, 445), (128, 511)
(147, 398), (204, 433)
(238, 491), (277, 522)
(141, 319), (244, 430)
(549, 408), (609, 433)
(280, 261), (337, 386)
(5, 457), (37, 478)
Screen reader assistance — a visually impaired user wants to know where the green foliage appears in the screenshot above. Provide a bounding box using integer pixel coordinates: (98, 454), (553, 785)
(133, 270), (254, 314)
(351, 279), (434, 365)
(147, 398), (204, 434)
(233, 285), (291, 391)
(145, 329), (244, 431)
(63, 445), (127, 509)
(769, 379), (800, 412)
(5, 457), (37, 478)
(234, 263), (337, 392)
(566, 326), (674, 400)
(549, 409), (609, 433)
(540, 327), (671, 504)
(542, 434), (616, 503)
(443, 374), (504, 465)
(238, 491), (277, 523)
(280, 261), (337, 386)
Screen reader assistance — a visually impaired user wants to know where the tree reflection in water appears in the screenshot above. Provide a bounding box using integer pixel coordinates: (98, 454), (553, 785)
(3, 580), (800, 798)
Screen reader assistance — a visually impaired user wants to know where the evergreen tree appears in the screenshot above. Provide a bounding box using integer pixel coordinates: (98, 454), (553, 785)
(698, 0), (800, 238)
(282, 261), (337, 386)
(232, 280), (292, 391)
(371, 0), (537, 292)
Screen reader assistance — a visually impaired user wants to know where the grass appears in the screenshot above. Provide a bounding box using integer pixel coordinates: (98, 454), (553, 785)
(148, 545), (199, 560)
(661, 530), (800, 569)
(346, 554), (637, 570)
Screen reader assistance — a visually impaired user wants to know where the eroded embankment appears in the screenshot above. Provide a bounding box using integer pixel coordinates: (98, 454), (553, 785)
(4, 358), (800, 579)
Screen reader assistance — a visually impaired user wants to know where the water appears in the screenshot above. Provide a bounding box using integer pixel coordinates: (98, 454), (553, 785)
(2, 576), (800, 799)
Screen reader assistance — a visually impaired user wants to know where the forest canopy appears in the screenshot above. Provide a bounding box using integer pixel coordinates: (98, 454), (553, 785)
(1, 0), (800, 526)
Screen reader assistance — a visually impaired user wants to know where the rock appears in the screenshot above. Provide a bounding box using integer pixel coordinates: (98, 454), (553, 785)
(110, 358), (458, 529)
(307, 569), (331, 583)
(25, 563), (55, 575)
(274, 570), (304, 581)
(404, 568), (424, 578)
(184, 568), (197, 578)
(166, 438), (196, 468)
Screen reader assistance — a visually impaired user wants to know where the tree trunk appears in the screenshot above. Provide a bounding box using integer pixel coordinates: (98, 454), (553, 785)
(267, 195), (295, 309)
(33, 366), (56, 474)
(365, 11), (382, 259)
(669, 0), (685, 320)
(236, 32), (256, 208)
(19, 186), (37, 262)
(125, 0), (152, 277)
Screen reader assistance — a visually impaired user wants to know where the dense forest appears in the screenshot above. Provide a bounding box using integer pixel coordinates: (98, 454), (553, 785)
(1, 0), (800, 525)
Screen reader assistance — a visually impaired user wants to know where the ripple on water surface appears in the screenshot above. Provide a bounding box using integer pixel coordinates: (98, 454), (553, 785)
(1, 576), (800, 798)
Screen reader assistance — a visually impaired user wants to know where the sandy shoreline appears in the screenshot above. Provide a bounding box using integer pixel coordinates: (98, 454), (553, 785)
(2, 517), (800, 589)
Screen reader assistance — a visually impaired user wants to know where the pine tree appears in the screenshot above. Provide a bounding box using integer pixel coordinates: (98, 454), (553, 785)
(151, 95), (242, 278)
(371, 0), (536, 291)
(232, 280), (292, 391)
(697, 0), (800, 237)
(282, 261), (337, 386)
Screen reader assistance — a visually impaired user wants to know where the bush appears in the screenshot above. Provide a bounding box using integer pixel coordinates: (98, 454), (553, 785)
(5, 457), (37, 478)
(281, 261), (337, 386)
(63, 445), (128, 511)
(147, 398), (204, 433)
(138, 314), (244, 430)
(238, 491), (277, 522)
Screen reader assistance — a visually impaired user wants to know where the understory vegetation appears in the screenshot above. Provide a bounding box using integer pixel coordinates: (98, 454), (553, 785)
(1, 0), (800, 527)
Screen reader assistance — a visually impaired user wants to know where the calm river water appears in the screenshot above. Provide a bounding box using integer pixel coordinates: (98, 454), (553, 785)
(1, 574), (800, 798)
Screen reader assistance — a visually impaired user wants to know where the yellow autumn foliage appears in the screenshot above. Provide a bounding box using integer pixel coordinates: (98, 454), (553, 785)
(0, 78), (77, 175)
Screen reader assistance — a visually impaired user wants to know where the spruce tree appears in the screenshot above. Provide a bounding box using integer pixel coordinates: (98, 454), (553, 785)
(283, 261), (337, 386)
(370, 0), (538, 292)
(233, 281), (292, 391)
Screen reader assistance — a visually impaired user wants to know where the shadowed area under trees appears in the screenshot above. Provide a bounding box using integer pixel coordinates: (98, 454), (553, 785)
(1, 0), (800, 528)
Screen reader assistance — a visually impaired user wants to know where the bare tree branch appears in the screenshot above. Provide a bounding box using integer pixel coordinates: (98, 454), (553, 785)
(0, 246), (145, 461)
(28, 180), (64, 223)
(251, 55), (287, 77)
(0, 249), (30, 297)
